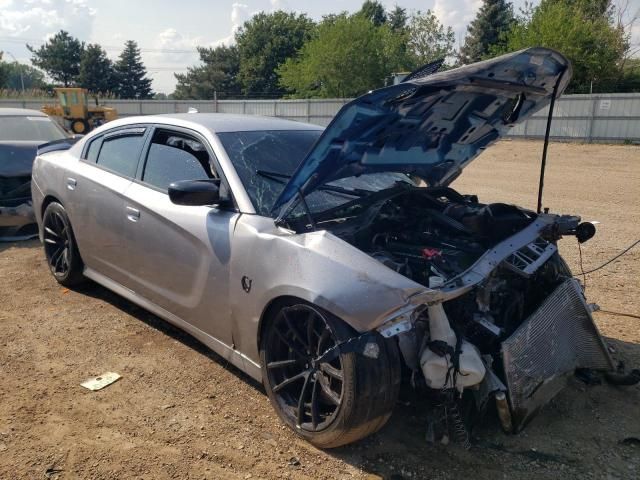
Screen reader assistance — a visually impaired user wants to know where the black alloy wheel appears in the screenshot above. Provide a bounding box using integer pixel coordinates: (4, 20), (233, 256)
(42, 202), (84, 287)
(264, 304), (344, 431)
(261, 300), (402, 448)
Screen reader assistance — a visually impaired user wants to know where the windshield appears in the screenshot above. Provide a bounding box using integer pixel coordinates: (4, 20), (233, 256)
(219, 129), (415, 217)
(0, 116), (67, 142)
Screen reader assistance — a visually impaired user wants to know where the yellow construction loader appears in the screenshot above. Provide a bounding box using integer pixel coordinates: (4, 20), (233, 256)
(42, 87), (118, 134)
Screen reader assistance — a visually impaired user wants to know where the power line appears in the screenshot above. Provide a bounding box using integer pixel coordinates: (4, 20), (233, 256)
(0, 36), (200, 54)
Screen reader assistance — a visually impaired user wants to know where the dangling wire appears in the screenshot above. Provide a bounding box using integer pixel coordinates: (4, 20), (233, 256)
(580, 239), (640, 275)
(578, 240), (586, 291)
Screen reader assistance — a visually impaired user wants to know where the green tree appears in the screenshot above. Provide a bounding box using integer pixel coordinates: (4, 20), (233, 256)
(619, 58), (640, 92)
(173, 45), (241, 99)
(27, 30), (84, 86)
(278, 14), (407, 98)
(459, 0), (514, 64)
(357, 1), (387, 26)
(551, 0), (613, 20)
(408, 10), (456, 66)
(3, 62), (47, 90)
(79, 44), (116, 95)
(0, 53), (8, 88)
(388, 5), (409, 33)
(114, 40), (153, 99)
(497, 0), (627, 92)
(235, 11), (315, 97)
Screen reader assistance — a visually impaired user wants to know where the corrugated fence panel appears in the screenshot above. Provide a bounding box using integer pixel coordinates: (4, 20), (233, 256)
(2, 94), (638, 142)
(217, 102), (244, 114)
(275, 101), (307, 118)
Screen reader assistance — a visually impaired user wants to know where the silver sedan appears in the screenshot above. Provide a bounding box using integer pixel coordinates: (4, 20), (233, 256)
(31, 48), (614, 448)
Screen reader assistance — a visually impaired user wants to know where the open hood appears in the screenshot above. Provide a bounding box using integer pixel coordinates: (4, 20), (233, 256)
(272, 47), (571, 219)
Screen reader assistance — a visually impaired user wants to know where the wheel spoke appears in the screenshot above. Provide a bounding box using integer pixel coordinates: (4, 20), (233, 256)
(316, 327), (330, 356)
(61, 248), (70, 272)
(296, 372), (312, 426)
(306, 311), (317, 354)
(44, 226), (60, 239)
(52, 213), (63, 234)
(320, 363), (344, 381)
(53, 248), (66, 272)
(274, 326), (307, 360)
(50, 246), (64, 270)
(272, 369), (309, 393)
(319, 377), (341, 405)
(267, 359), (299, 370)
(283, 309), (309, 352)
(310, 377), (320, 429)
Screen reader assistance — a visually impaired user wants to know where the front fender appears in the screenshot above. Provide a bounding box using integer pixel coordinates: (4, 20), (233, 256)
(229, 215), (430, 363)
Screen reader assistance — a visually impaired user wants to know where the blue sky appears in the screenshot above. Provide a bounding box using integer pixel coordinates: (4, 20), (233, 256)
(1, 0), (638, 93)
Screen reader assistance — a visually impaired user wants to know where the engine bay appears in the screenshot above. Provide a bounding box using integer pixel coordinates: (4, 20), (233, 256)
(322, 186), (587, 440)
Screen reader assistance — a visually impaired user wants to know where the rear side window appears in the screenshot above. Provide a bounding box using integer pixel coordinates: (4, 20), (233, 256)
(96, 132), (146, 178)
(142, 130), (213, 192)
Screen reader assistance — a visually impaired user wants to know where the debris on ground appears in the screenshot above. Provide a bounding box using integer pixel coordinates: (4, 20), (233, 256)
(80, 372), (121, 391)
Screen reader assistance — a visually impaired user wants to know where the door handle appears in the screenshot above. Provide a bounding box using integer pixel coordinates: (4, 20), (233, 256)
(126, 206), (140, 222)
(66, 177), (77, 190)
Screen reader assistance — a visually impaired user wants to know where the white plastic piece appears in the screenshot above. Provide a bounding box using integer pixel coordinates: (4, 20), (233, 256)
(80, 372), (121, 391)
(429, 276), (445, 289)
(420, 302), (485, 391)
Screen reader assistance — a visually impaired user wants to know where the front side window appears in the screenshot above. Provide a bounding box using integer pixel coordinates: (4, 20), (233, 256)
(142, 130), (214, 192)
(95, 132), (146, 178)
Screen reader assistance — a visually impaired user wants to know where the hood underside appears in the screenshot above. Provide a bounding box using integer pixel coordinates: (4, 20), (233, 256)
(272, 47), (571, 218)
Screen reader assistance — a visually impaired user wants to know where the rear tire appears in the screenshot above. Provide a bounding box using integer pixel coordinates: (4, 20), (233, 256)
(42, 202), (85, 287)
(260, 300), (401, 448)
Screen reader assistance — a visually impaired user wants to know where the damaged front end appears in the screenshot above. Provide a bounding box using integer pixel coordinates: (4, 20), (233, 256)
(363, 193), (614, 440)
(0, 175), (36, 240)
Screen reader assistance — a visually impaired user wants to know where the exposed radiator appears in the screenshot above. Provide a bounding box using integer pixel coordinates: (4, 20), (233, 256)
(501, 278), (613, 431)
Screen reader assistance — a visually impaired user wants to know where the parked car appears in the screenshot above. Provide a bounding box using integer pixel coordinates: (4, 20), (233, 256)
(0, 108), (69, 240)
(31, 48), (614, 448)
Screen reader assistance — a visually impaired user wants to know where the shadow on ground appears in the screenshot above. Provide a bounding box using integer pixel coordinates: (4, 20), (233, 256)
(71, 277), (640, 480)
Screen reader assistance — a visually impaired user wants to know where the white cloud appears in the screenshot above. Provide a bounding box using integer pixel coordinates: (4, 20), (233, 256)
(217, 2), (251, 45)
(0, 0), (95, 43)
(270, 0), (290, 10)
(432, 0), (482, 40)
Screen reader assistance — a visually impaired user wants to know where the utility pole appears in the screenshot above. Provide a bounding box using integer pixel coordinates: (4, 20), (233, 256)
(5, 51), (25, 93)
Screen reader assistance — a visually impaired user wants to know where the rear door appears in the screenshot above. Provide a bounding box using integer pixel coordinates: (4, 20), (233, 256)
(68, 126), (148, 285)
(119, 126), (238, 345)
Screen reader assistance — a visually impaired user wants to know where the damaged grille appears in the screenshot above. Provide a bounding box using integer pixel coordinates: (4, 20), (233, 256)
(501, 278), (613, 431)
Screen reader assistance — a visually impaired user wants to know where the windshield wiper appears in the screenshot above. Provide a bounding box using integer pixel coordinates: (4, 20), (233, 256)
(256, 169), (370, 197)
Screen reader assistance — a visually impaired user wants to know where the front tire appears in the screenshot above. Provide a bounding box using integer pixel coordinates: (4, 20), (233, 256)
(71, 119), (89, 134)
(42, 202), (85, 287)
(260, 301), (401, 448)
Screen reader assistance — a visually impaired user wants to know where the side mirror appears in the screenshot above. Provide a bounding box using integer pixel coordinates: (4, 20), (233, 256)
(168, 179), (221, 206)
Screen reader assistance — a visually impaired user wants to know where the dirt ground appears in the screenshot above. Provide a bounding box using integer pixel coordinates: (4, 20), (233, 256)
(1, 140), (639, 480)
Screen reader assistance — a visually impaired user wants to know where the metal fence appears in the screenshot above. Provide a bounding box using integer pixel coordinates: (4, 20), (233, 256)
(2, 93), (639, 143)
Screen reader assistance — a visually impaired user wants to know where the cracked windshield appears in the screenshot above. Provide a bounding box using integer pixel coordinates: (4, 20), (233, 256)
(218, 129), (415, 217)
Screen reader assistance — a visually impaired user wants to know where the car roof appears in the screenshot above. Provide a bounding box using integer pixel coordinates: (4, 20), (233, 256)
(115, 113), (324, 133)
(0, 108), (47, 117)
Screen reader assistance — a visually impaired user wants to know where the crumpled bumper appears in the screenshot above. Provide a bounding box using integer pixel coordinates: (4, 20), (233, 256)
(0, 200), (37, 240)
(501, 278), (614, 431)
